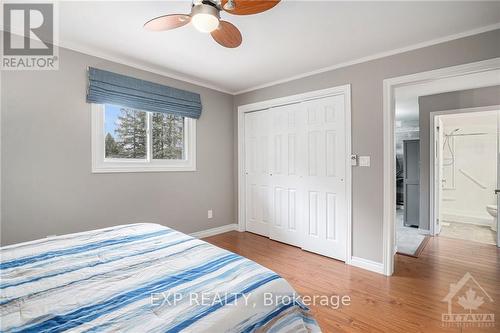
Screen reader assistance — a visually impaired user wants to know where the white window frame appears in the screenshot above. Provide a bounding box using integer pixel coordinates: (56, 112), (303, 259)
(91, 104), (196, 173)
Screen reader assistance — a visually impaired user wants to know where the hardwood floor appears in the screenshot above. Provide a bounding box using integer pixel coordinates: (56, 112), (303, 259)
(204, 232), (500, 333)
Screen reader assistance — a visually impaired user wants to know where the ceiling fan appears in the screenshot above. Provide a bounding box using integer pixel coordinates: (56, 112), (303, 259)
(144, 0), (280, 48)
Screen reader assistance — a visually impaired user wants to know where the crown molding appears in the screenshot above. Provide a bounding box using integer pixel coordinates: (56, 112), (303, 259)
(3, 30), (233, 93)
(57, 40), (234, 95)
(13, 21), (499, 96)
(234, 22), (500, 95)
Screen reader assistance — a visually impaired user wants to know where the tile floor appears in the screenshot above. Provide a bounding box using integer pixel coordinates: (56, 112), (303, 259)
(396, 208), (498, 252)
(396, 208), (426, 255)
(439, 221), (497, 245)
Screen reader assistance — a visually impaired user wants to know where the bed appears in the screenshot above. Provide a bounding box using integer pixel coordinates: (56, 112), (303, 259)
(0, 223), (320, 332)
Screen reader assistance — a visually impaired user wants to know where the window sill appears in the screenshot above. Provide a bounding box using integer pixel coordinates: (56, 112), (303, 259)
(91, 164), (197, 173)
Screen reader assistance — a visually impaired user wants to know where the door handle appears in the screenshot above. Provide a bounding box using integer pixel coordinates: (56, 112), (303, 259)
(495, 189), (500, 194)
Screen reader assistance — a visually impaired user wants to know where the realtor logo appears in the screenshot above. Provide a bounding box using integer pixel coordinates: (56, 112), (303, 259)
(442, 272), (495, 328)
(2, 2), (58, 70)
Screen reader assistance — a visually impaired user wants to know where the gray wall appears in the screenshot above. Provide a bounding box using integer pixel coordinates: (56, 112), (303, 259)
(418, 85), (500, 230)
(1, 47), (235, 245)
(234, 29), (500, 263)
(2, 29), (500, 263)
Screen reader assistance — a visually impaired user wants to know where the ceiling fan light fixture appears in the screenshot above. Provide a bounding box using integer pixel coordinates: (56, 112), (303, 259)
(191, 4), (220, 33)
(144, 0), (281, 48)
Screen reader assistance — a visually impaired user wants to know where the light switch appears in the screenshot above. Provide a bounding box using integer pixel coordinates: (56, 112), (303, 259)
(208, 210), (213, 219)
(359, 156), (371, 167)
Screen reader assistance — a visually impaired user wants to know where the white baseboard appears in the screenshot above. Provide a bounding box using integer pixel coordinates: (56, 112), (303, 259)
(189, 224), (239, 239)
(193, 226), (385, 276)
(442, 212), (493, 226)
(349, 256), (384, 275)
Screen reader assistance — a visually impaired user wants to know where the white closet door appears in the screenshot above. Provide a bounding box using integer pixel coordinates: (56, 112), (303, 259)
(300, 95), (347, 261)
(269, 103), (304, 247)
(244, 110), (271, 236)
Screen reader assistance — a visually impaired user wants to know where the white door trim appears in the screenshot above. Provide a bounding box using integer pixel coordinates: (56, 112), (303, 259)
(429, 105), (500, 236)
(383, 57), (500, 276)
(237, 85), (352, 265)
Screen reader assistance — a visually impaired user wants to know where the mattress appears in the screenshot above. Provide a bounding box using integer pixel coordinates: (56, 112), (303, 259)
(0, 223), (320, 332)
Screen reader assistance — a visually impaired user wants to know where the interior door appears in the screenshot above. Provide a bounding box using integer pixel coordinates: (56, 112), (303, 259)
(496, 110), (500, 247)
(268, 103), (303, 247)
(244, 110), (271, 236)
(300, 95), (347, 261)
(435, 117), (444, 235)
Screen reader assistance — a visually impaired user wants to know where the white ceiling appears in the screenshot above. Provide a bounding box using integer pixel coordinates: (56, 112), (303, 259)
(56, 1), (500, 94)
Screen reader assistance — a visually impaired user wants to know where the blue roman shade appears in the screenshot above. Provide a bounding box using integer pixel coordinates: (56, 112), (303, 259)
(86, 67), (202, 119)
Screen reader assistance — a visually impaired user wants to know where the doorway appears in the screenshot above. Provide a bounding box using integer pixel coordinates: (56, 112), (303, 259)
(383, 58), (500, 276)
(394, 103), (428, 257)
(431, 108), (499, 246)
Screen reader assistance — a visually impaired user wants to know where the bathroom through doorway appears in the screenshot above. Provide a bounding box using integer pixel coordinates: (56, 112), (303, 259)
(431, 106), (500, 246)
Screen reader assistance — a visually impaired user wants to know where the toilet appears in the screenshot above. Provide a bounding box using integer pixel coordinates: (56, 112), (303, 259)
(486, 205), (498, 232)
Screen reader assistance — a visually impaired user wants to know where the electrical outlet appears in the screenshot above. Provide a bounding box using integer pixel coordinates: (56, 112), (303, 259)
(208, 210), (213, 219)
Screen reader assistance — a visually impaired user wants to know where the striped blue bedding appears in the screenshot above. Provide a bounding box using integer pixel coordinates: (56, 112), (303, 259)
(0, 223), (320, 332)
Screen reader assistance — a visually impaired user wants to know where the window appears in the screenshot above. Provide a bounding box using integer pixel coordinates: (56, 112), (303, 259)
(91, 104), (196, 172)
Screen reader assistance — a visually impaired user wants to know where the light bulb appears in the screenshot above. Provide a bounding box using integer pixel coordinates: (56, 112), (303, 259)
(192, 13), (219, 33)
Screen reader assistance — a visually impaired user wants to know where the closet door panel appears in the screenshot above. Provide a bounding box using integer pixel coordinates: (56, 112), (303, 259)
(244, 93), (349, 262)
(269, 103), (304, 247)
(301, 95), (347, 261)
(245, 110), (271, 236)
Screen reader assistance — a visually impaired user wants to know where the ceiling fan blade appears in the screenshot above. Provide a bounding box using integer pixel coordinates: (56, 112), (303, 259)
(221, 0), (280, 15)
(144, 14), (191, 31)
(211, 21), (242, 48)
